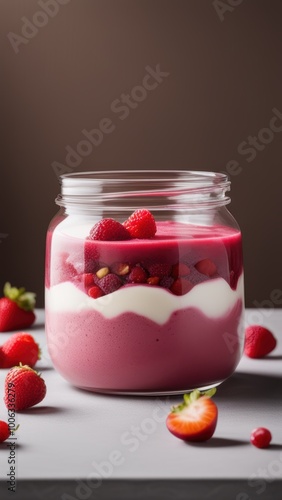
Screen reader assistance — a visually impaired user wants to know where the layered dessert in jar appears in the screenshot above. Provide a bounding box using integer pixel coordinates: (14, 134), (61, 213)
(45, 207), (244, 394)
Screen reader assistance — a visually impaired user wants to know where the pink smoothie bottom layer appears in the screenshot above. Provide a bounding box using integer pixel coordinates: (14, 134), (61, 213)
(46, 300), (243, 393)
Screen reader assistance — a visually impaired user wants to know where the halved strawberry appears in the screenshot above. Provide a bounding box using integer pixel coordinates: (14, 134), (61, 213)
(166, 388), (218, 442)
(244, 325), (277, 358)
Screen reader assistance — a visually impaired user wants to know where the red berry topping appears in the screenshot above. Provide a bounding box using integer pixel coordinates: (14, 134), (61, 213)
(128, 266), (148, 284)
(88, 286), (104, 299)
(97, 274), (123, 294)
(0, 421), (11, 443)
(244, 325), (277, 358)
(171, 263), (190, 279)
(166, 388), (218, 442)
(170, 278), (193, 296)
(123, 209), (156, 239)
(1, 332), (40, 368)
(4, 365), (46, 411)
(88, 219), (130, 241)
(251, 427), (272, 448)
(195, 259), (217, 277)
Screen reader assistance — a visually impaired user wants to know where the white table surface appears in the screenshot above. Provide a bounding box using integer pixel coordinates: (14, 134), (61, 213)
(0, 309), (281, 500)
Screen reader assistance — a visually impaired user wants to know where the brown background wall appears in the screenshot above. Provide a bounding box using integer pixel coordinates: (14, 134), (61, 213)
(0, 0), (281, 308)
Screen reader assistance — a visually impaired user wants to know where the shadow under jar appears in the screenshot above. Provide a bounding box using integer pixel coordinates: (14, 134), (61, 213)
(45, 170), (244, 395)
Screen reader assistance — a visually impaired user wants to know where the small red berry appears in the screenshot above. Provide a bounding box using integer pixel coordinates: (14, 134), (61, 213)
(88, 286), (104, 299)
(251, 427), (272, 448)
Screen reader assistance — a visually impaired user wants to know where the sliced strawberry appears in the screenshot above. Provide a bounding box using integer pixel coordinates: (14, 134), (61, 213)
(195, 259), (217, 277)
(88, 219), (130, 241)
(123, 209), (156, 239)
(166, 388), (218, 442)
(244, 325), (277, 358)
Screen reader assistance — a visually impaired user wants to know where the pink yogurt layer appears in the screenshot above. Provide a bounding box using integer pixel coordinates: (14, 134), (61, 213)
(45, 297), (243, 393)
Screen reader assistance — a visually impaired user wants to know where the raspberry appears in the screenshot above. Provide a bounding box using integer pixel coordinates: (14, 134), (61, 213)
(128, 266), (147, 283)
(250, 427), (272, 448)
(195, 259), (217, 277)
(88, 286), (104, 299)
(123, 209), (156, 239)
(89, 219), (130, 241)
(147, 263), (172, 278)
(244, 325), (277, 358)
(170, 278), (193, 296)
(98, 274), (123, 294)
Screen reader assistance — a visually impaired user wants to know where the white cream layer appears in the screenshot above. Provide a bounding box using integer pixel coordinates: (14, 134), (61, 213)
(45, 274), (244, 326)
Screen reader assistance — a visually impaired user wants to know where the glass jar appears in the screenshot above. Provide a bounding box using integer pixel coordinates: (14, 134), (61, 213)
(45, 170), (244, 395)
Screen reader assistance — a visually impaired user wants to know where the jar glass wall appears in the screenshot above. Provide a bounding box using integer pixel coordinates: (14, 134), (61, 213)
(45, 170), (244, 395)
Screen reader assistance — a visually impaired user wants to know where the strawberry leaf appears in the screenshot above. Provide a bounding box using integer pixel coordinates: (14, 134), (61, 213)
(3, 282), (36, 311)
(171, 387), (217, 413)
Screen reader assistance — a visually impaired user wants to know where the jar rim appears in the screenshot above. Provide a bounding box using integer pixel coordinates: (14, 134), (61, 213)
(60, 170), (228, 184)
(56, 170), (231, 211)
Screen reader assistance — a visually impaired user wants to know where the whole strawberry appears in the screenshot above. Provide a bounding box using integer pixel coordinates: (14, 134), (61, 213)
(0, 420), (11, 443)
(4, 365), (46, 411)
(1, 332), (40, 368)
(0, 283), (36, 332)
